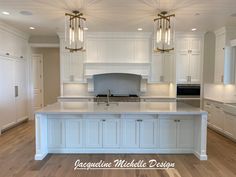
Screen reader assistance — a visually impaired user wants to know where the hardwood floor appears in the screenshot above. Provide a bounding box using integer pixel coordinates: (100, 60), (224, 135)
(0, 121), (235, 177)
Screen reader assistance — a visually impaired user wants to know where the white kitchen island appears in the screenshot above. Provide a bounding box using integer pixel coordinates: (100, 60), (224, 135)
(35, 102), (208, 161)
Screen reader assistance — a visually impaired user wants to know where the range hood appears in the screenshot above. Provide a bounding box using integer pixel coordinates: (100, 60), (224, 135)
(84, 62), (150, 79)
(84, 63), (150, 93)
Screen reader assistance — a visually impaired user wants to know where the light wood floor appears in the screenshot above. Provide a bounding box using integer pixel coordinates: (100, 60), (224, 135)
(0, 121), (235, 177)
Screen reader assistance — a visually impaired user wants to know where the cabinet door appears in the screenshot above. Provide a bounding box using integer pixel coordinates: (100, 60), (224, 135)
(159, 119), (177, 149)
(14, 60), (28, 122)
(176, 38), (189, 53)
(189, 52), (201, 84)
(140, 119), (158, 148)
(61, 52), (71, 82)
(212, 105), (224, 131)
(224, 113), (235, 138)
(122, 119), (139, 148)
(48, 119), (65, 148)
(103, 119), (120, 148)
(0, 58), (16, 130)
(177, 119), (194, 148)
(189, 38), (201, 53)
(150, 54), (163, 82)
(176, 52), (189, 83)
(65, 119), (83, 148)
(163, 54), (173, 82)
(214, 34), (225, 83)
(70, 52), (84, 82)
(85, 119), (102, 148)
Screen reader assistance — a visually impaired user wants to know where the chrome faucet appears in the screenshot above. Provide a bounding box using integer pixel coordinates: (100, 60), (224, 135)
(106, 89), (111, 106)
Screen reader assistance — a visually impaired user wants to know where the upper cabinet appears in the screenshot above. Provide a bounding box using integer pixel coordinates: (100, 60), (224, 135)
(214, 27), (236, 84)
(0, 23), (28, 59)
(176, 36), (202, 84)
(150, 52), (173, 83)
(85, 33), (151, 63)
(60, 39), (85, 83)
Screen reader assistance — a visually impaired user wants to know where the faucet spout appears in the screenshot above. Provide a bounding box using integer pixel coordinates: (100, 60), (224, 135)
(106, 89), (111, 106)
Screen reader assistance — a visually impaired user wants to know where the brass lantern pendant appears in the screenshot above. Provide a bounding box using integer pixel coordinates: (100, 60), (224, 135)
(154, 11), (175, 53)
(65, 11), (86, 52)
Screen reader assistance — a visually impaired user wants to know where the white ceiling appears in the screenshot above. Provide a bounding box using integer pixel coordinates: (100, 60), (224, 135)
(1, 0), (236, 36)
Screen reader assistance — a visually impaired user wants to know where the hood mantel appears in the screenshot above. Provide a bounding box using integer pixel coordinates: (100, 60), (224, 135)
(84, 62), (150, 79)
(84, 62), (149, 93)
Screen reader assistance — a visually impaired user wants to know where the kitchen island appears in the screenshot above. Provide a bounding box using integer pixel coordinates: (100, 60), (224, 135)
(35, 102), (208, 161)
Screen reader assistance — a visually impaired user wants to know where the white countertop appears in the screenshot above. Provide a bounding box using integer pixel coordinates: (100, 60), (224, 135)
(58, 96), (95, 99)
(140, 96), (176, 99)
(36, 102), (206, 115)
(204, 97), (236, 104)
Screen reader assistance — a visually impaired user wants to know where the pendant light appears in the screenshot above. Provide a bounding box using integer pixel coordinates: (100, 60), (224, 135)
(65, 11), (86, 52)
(154, 11), (175, 53)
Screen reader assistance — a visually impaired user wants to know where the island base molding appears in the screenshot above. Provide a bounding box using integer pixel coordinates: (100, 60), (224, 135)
(35, 113), (208, 161)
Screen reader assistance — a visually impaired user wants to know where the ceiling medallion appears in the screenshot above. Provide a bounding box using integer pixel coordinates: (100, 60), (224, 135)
(65, 11), (86, 52)
(153, 11), (175, 53)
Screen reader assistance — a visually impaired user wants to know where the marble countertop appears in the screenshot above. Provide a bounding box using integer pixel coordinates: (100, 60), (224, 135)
(35, 102), (207, 115)
(204, 97), (236, 104)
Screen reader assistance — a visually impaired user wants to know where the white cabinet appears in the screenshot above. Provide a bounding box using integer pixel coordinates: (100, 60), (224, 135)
(176, 37), (202, 84)
(48, 119), (65, 148)
(159, 119), (177, 148)
(0, 57), (28, 131)
(85, 118), (120, 148)
(102, 119), (120, 148)
(122, 118), (158, 148)
(61, 51), (85, 83)
(150, 53), (173, 83)
(0, 27), (28, 59)
(85, 119), (102, 148)
(214, 27), (236, 84)
(159, 117), (194, 149)
(224, 113), (235, 138)
(122, 119), (139, 148)
(65, 119), (83, 148)
(204, 100), (236, 140)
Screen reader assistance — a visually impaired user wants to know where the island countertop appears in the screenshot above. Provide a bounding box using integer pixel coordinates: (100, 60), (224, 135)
(36, 101), (207, 115)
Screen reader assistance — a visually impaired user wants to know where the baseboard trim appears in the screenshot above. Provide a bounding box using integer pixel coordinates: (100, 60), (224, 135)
(1, 117), (28, 134)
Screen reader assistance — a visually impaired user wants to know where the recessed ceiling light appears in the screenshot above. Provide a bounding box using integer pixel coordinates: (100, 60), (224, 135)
(84, 27), (88, 30)
(20, 11), (33, 16)
(2, 11), (10, 15)
(29, 27), (35, 30)
(191, 28), (197, 31)
(137, 28), (143, 31)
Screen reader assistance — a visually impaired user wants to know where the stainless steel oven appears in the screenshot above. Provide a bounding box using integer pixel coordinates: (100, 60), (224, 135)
(177, 84), (201, 107)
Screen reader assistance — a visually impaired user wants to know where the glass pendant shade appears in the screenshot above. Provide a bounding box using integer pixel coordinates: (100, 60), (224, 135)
(154, 12), (175, 53)
(65, 11), (86, 52)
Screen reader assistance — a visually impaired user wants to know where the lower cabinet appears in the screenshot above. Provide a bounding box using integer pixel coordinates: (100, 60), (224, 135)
(204, 100), (236, 140)
(122, 118), (158, 148)
(159, 117), (194, 149)
(66, 119), (83, 148)
(223, 112), (235, 138)
(48, 116), (196, 150)
(48, 119), (65, 148)
(85, 118), (120, 148)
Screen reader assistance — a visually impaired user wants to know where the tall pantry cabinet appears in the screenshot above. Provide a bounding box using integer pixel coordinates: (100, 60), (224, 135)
(0, 22), (29, 133)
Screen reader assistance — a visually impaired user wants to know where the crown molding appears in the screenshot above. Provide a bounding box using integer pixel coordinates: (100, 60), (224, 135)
(0, 20), (29, 40)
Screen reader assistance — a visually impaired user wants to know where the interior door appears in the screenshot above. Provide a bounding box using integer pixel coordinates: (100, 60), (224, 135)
(32, 54), (43, 112)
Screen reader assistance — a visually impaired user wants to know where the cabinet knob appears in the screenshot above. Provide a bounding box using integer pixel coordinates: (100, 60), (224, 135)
(20, 56), (24, 59)
(137, 120), (142, 122)
(6, 53), (10, 56)
(102, 120), (106, 122)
